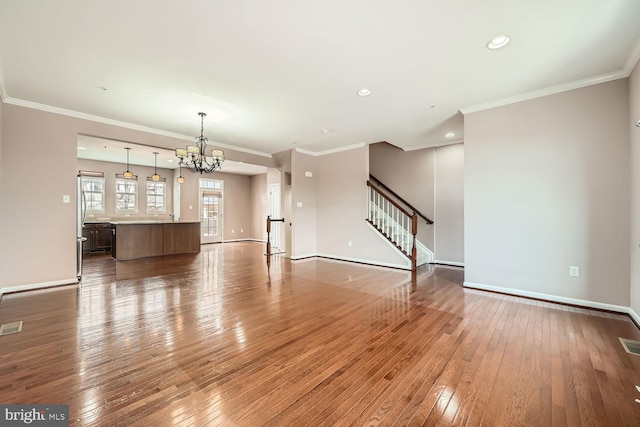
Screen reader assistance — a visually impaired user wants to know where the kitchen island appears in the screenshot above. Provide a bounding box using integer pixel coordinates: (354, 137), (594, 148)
(111, 221), (201, 261)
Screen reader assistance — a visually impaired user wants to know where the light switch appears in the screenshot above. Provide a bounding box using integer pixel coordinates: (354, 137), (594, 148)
(569, 266), (580, 277)
(305, 171), (313, 178)
(63, 195), (70, 203)
(297, 202), (303, 208)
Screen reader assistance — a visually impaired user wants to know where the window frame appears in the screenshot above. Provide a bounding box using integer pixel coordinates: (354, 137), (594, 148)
(115, 178), (138, 214)
(146, 181), (167, 214)
(81, 176), (106, 214)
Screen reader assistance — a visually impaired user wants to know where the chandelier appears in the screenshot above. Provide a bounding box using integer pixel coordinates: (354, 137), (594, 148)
(175, 112), (224, 174)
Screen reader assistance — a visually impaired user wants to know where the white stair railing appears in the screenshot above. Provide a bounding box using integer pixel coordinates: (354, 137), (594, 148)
(367, 182), (418, 271)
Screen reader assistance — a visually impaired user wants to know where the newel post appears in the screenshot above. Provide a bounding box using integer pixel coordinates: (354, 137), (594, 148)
(266, 215), (272, 256)
(411, 213), (418, 272)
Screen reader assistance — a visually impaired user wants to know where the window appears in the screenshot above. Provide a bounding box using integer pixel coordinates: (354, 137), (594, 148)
(115, 179), (137, 213)
(146, 181), (166, 213)
(81, 176), (105, 214)
(200, 179), (223, 190)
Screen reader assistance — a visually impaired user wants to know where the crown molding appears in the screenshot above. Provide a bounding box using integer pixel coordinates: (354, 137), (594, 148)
(3, 96), (273, 158)
(460, 69), (628, 115)
(624, 35), (640, 75)
(403, 138), (464, 152)
(0, 60), (7, 103)
(295, 143), (365, 157)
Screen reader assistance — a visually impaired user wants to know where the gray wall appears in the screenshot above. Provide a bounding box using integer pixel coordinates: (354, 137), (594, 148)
(630, 60), (640, 315)
(369, 142), (435, 250)
(178, 170), (254, 241)
(250, 173), (268, 241)
(316, 146), (408, 267)
(434, 143), (464, 264)
(0, 103), (273, 290)
(0, 98), (3, 273)
(369, 142), (465, 264)
(291, 150), (317, 257)
(464, 79), (630, 307)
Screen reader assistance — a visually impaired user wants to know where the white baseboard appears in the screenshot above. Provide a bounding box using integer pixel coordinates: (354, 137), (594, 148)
(291, 252), (411, 270)
(434, 260), (465, 267)
(463, 281), (631, 314)
(0, 278), (79, 295)
(628, 308), (640, 327)
(221, 238), (266, 243)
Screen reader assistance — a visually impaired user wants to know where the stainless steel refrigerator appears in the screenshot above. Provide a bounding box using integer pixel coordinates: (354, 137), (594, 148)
(77, 171), (104, 280)
(76, 173), (87, 280)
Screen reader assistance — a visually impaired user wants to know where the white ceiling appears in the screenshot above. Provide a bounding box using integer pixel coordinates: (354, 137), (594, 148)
(1, 0), (639, 156)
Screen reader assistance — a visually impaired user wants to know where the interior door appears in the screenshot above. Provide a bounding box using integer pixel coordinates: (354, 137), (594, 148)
(201, 191), (222, 244)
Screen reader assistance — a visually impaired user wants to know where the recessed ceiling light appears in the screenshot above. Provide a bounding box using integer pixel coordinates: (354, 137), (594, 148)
(321, 129), (330, 134)
(486, 35), (510, 50)
(357, 88), (372, 97)
(444, 132), (456, 139)
(77, 146), (87, 150)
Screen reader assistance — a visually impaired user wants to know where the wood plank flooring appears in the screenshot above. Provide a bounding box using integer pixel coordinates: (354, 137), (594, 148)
(1, 242), (640, 426)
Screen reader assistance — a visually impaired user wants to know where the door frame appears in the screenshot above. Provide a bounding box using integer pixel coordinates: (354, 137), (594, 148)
(199, 178), (224, 244)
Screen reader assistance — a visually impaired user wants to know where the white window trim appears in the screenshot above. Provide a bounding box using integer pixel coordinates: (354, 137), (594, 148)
(82, 176), (106, 215)
(115, 178), (138, 214)
(146, 181), (167, 214)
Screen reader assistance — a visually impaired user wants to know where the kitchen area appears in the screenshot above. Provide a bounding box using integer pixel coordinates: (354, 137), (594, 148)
(76, 140), (201, 278)
(75, 134), (274, 280)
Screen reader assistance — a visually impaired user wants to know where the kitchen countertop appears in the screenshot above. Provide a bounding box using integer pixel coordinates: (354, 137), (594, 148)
(109, 220), (201, 225)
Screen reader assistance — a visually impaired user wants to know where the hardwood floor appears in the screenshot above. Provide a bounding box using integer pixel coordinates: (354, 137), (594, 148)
(1, 242), (640, 426)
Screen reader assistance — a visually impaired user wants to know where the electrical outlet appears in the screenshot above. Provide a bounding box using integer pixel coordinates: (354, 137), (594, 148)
(569, 266), (580, 277)
(232, 229), (235, 233)
(348, 241), (352, 247)
(62, 195), (70, 203)
(240, 228), (243, 233)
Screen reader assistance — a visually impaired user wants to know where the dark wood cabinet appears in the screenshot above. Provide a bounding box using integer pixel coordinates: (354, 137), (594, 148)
(83, 223), (112, 254)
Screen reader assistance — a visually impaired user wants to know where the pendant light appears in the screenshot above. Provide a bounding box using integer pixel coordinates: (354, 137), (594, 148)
(123, 147), (133, 178)
(177, 164), (185, 184)
(147, 152), (165, 182)
(116, 147), (137, 180)
(152, 152), (160, 181)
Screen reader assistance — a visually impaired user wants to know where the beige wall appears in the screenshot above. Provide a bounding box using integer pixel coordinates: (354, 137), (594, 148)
(316, 146), (408, 267)
(369, 142), (435, 250)
(0, 103), (273, 290)
(250, 173), (268, 241)
(464, 79), (630, 306)
(630, 60), (640, 315)
(77, 158), (174, 220)
(0, 98), (3, 272)
(434, 143), (464, 264)
(291, 150), (317, 257)
(178, 170), (255, 240)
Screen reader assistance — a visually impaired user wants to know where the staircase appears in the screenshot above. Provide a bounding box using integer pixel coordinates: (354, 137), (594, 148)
(366, 176), (433, 271)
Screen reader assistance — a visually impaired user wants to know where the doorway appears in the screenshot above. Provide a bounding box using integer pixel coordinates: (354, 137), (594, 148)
(200, 179), (223, 244)
(268, 183), (284, 253)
